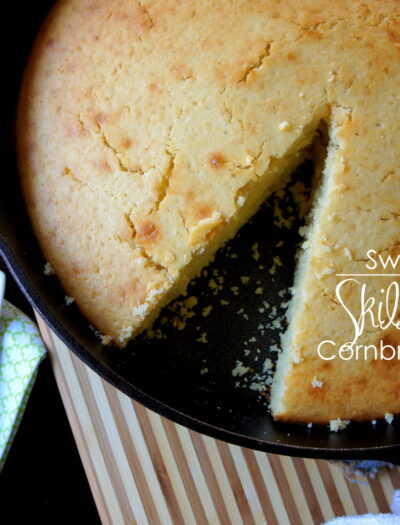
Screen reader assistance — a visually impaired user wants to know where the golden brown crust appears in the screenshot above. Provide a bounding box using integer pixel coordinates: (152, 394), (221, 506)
(17, 0), (400, 421)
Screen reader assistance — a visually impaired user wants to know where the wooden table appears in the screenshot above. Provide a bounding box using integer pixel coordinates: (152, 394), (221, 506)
(36, 315), (400, 525)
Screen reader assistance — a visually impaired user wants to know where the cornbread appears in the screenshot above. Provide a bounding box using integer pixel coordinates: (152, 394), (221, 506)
(17, 0), (400, 423)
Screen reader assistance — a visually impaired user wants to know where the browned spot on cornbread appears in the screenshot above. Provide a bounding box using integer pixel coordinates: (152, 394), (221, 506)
(353, 376), (368, 389)
(208, 152), (226, 169)
(149, 82), (161, 93)
(95, 112), (108, 125)
(71, 264), (83, 276)
(304, 29), (323, 40)
(119, 278), (142, 302)
(307, 385), (326, 398)
(45, 38), (57, 49)
(389, 242), (400, 259)
(196, 205), (213, 220)
(380, 330), (400, 350)
(97, 160), (112, 173)
(137, 222), (159, 244)
(121, 138), (133, 150)
(387, 31), (400, 46)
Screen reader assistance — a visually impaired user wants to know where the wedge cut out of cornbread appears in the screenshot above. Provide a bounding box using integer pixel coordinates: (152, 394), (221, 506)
(18, 0), (400, 423)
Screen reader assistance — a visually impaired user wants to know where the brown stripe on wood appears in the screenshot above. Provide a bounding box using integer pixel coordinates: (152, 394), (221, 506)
(215, 441), (256, 525)
(161, 419), (209, 524)
(189, 431), (233, 525)
(344, 477), (368, 515)
(134, 402), (186, 525)
(70, 354), (137, 525)
(292, 457), (324, 525)
(241, 449), (279, 525)
(368, 476), (391, 513)
(102, 381), (163, 525)
(267, 454), (303, 525)
(38, 320), (114, 525)
(315, 460), (345, 517)
(389, 467), (400, 490)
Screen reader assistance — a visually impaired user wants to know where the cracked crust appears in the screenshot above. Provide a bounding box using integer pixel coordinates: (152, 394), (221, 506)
(17, 0), (400, 421)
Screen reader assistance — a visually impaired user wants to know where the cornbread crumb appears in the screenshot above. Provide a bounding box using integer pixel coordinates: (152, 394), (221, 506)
(249, 382), (267, 392)
(329, 419), (350, 432)
(196, 332), (208, 343)
(328, 71), (336, 82)
(312, 376), (324, 388)
(202, 305), (213, 317)
(64, 295), (75, 306)
(255, 287), (263, 295)
(279, 121), (291, 131)
(244, 154), (253, 166)
(185, 296), (198, 309)
(272, 318), (282, 329)
(44, 262), (55, 276)
(200, 368), (209, 375)
(343, 247), (352, 260)
(237, 195), (246, 207)
(232, 361), (250, 377)
(101, 335), (113, 345)
(263, 358), (273, 373)
(252, 243), (260, 261)
(385, 413), (394, 424)
(240, 276), (250, 284)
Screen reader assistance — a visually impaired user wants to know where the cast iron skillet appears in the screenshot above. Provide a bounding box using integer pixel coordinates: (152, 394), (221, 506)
(2, 0), (399, 461)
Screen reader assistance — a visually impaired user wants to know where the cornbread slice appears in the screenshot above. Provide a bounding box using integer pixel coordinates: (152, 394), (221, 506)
(17, 0), (400, 422)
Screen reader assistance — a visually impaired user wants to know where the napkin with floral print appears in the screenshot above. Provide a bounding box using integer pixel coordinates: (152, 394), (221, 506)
(0, 297), (46, 470)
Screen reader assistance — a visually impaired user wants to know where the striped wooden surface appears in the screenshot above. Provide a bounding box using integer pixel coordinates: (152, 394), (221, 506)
(36, 316), (400, 525)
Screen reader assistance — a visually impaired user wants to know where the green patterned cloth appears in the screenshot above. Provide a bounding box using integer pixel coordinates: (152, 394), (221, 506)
(0, 299), (46, 470)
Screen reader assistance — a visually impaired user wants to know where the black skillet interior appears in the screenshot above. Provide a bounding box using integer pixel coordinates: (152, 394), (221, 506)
(2, 0), (400, 461)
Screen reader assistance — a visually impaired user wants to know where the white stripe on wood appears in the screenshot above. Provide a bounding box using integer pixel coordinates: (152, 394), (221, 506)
(278, 455), (314, 524)
(380, 469), (396, 509)
(85, 370), (150, 525)
(328, 464), (357, 516)
(303, 458), (335, 521)
(228, 444), (267, 524)
(174, 424), (220, 524)
(117, 393), (174, 525)
(357, 480), (380, 514)
(146, 409), (198, 525)
(254, 451), (291, 524)
(56, 343), (126, 525)
(201, 435), (243, 524)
